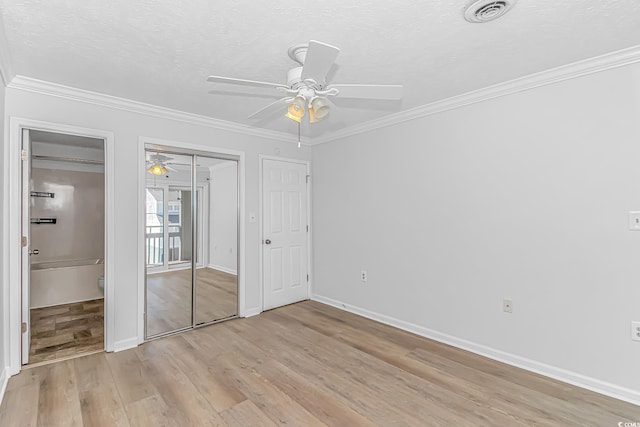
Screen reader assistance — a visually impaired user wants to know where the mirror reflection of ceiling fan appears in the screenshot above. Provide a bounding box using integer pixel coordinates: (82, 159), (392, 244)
(207, 40), (403, 125)
(147, 153), (175, 175)
(146, 153), (202, 176)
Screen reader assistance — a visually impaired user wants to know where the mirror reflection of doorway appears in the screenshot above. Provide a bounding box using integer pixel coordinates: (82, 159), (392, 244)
(144, 147), (239, 339)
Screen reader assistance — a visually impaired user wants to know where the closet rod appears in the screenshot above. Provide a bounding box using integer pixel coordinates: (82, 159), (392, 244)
(32, 155), (104, 165)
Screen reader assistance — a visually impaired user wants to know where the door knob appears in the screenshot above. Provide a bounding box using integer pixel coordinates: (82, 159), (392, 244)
(28, 249), (39, 255)
(264, 239), (271, 245)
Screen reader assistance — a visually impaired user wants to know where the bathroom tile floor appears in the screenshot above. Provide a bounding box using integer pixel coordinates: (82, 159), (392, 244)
(29, 298), (104, 365)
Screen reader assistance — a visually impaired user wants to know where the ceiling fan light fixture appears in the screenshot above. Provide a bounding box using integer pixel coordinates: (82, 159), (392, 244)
(285, 111), (302, 123)
(285, 95), (306, 122)
(309, 97), (330, 123)
(148, 164), (167, 175)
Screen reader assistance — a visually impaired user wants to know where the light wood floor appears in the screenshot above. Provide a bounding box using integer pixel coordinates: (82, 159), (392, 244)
(2, 300), (638, 426)
(29, 299), (104, 365)
(146, 267), (237, 337)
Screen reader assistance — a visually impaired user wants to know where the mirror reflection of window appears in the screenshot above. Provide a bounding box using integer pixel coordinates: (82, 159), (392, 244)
(145, 188), (164, 267)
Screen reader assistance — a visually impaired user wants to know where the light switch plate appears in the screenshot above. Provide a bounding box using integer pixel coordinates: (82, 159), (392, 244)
(632, 321), (640, 342)
(629, 212), (640, 231)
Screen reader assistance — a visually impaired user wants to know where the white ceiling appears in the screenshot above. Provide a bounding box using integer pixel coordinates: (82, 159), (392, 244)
(2, 0), (640, 140)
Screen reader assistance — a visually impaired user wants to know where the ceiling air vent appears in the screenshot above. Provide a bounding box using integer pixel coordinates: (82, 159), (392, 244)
(464, 0), (517, 23)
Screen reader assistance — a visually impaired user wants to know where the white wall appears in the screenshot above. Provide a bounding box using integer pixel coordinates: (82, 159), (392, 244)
(312, 62), (640, 401)
(208, 162), (238, 274)
(0, 77), (7, 395)
(30, 168), (105, 265)
(4, 88), (310, 351)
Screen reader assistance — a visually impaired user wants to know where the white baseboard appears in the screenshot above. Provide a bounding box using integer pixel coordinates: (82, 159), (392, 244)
(0, 366), (8, 406)
(242, 307), (261, 318)
(31, 296), (104, 310)
(311, 294), (640, 407)
(113, 337), (138, 352)
(207, 264), (237, 275)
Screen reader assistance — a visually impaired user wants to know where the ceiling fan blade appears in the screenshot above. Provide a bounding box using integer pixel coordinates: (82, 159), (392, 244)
(248, 97), (293, 120)
(166, 162), (200, 167)
(301, 40), (340, 83)
(329, 84), (403, 100)
(165, 165), (178, 172)
(207, 75), (288, 90)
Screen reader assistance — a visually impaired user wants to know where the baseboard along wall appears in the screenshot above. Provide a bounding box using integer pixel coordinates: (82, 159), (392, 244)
(311, 294), (640, 407)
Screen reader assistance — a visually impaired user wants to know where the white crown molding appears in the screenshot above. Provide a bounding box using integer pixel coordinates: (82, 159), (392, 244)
(0, 23), (15, 86)
(7, 75), (313, 145)
(311, 44), (640, 145)
(6, 44), (640, 146)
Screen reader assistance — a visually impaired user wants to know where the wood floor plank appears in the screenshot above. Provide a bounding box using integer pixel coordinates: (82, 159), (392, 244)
(105, 349), (158, 404)
(258, 313), (504, 427)
(73, 353), (130, 427)
(30, 299), (104, 365)
(185, 323), (268, 368)
(231, 314), (429, 426)
(154, 334), (248, 412)
(36, 360), (83, 427)
(124, 395), (180, 427)
(1, 300), (639, 426)
(299, 300), (640, 422)
(255, 358), (379, 427)
(219, 400), (278, 427)
(214, 352), (328, 427)
(0, 369), (40, 427)
(311, 314), (565, 426)
(139, 350), (228, 426)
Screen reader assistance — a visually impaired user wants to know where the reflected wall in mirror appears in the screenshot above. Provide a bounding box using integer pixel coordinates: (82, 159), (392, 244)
(195, 157), (238, 324)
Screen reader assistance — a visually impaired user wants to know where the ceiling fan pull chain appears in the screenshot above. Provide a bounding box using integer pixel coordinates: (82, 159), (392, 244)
(297, 122), (301, 148)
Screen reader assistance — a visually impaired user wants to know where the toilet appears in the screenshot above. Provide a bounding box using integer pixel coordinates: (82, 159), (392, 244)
(98, 275), (105, 293)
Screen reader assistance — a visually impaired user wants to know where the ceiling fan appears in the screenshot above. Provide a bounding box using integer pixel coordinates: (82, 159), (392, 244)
(207, 40), (403, 125)
(146, 153), (177, 175)
(146, 153), (204, 176)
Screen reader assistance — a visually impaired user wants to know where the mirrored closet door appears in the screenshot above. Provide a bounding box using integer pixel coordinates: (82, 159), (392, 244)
(144, 146), (239, 339)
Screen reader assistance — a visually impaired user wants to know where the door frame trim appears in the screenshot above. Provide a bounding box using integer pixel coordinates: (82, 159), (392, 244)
(258, 155), (312, 313)
(137, 136), (245, 344)
(6, 117), (115, 375)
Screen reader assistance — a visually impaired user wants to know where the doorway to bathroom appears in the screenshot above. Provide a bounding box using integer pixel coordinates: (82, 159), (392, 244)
(21, 129), (107, 365)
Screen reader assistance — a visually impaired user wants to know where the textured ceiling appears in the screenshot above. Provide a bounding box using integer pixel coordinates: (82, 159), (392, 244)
(1, 0), (640, 139)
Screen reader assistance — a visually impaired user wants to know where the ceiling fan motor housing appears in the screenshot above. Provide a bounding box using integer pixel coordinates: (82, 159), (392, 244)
(287, 44), (309, 65)
(287, 67), (304, 87)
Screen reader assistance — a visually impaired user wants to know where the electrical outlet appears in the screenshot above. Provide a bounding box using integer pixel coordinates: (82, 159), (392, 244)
(630, 212), (640, 231)
(361, 270), (367, 282)
(503, 299), (513, 313)
(632, 321), (640, 342)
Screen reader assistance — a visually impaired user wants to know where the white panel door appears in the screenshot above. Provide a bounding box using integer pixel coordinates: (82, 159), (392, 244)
(262, 159), (308, 310)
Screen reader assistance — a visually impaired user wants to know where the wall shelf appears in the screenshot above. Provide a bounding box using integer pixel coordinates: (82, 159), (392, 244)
(30, 218), (57, 224)
(30, 191), (55, 198)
